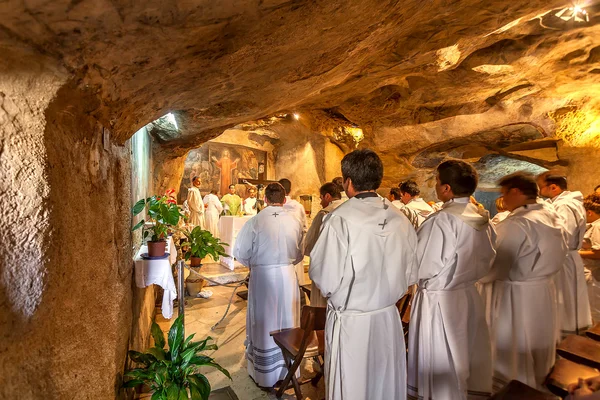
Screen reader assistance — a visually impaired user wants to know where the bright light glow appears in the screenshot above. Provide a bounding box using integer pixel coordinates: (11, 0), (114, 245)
(166, 112), (178, 130)
(344, 127), (364, 145)
(293, 113), (300, 120)
(554, 6), (589, 22)
(472, 64), (514, 75)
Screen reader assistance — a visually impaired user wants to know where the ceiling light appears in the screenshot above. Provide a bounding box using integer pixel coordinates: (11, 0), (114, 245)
(554, 6), (589, 22)
(293, 113), (300, 120)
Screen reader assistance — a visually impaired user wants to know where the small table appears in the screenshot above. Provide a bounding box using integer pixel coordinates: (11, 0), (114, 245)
(134, 237), (178, 319)
(218, 216), (253, 270)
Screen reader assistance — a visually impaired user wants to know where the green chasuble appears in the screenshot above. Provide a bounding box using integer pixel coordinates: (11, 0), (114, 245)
(221, 194), (242, 216)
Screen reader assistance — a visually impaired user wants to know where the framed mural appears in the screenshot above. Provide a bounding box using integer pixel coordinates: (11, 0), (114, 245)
(178, 143), (267, 203)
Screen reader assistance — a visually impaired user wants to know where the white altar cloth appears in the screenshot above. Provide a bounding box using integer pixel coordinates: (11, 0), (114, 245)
(134, 240), (177, 319)
(218, 216), (253, 270)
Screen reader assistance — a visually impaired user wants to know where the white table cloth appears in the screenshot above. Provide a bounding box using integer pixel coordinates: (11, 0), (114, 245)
(218, 216), (253, 270)
(134, 238), (178, 319)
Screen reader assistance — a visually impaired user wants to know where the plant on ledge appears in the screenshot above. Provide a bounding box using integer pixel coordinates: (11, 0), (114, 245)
(123, 315), (231, 400)
(181, 226), (229, 267)
(132, 191), (184, 257)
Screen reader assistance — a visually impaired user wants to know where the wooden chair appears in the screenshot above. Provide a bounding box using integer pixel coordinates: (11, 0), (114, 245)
(587, 322), (600, 342)
(270, 306), (326, 399)
(557, 335), (600, 369)
(546, 358), (599, 397)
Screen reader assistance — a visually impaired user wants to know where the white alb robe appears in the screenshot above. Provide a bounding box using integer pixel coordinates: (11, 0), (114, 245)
(284, 196), (307, 285)
(584, 218), (600, 323)
(408, 197), (496, 400)
(549, 191), (592, 335)
(304, 198), (344, 307)
(491, 210), (510, 225)
(233, 206), (303, 387)
(242, 197), (258, 216)
(391, 200), (421, 229)
(203, 193), (223, 238)
(406, 197), (434, 225)
(310, 194), (418, 400)
(187, 187), (205, 229)
(482, 203), (567, 391)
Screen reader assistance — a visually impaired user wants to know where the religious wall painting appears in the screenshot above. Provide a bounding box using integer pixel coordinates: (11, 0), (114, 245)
(178, 143), (267, 203)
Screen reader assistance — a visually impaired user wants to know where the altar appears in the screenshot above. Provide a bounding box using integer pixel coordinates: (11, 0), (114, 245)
(218, 215), (253, 270)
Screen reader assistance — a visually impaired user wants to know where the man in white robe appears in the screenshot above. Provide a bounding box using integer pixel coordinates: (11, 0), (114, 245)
(279, 178), (307, 285)
(304, 182), (344, 307)
(482, 173), (567, 390)
(242, 187), (258, 216)
(203, 190), (223, 238)
(389, 187), (423, 229)
(310, 149), (418, 400)
(400, 179), (434, 222)
(581, 193), (600, 323)
(233, 182), (303, 388)
(408, 159), (496, 400)
(538, 172), (592, 335)
(187, 177), (205, 229)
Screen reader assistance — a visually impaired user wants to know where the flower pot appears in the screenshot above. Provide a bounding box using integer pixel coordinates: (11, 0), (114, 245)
(190, 257), (202, 267)
(147, 240), (166, 257)
(186, 279), (206, 297)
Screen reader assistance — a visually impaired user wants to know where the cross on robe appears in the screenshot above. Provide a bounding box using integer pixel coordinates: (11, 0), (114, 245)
(272, 212), (279, 218)
(379, 219), (388, 230)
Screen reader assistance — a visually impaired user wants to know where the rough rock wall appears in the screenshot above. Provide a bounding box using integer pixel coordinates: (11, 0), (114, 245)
(273, 123), (343, 198)
(560, 145), (600, 195)
(0, 50), (134, 398)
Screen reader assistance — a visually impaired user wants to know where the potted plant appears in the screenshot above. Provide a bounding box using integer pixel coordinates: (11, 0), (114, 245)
(181, 227), (229, 297)
(123, 315), (231, 399)
(133, 193), (184, 257)
(181, 227), (229, 268)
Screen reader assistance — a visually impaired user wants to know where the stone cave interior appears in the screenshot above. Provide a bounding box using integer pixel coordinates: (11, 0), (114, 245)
(1, 0), (600, 399)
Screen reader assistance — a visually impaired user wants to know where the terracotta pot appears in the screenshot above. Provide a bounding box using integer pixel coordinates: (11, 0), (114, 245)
(147, 240), (166, 257)
(186, 279), (206, 297)
(190, 257), (202, 267)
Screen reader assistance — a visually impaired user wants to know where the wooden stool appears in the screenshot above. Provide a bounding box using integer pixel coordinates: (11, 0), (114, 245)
(490, 380), (558, 399)
(546, 358), (599, 397)
(557, 335), (600, 369)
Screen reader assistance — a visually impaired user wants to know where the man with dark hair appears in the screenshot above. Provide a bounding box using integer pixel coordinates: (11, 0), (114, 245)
(408, 159), (496, 400)
(310, 149), (418, 400)
(332, 176), (349, 202)
(581, 193), (600, 323)
(242, 186), (258, 216)
(537, 171), (591, 336)
(233, 182), (303, 389)
(399, 179), (434, 225)
(278, 178), (307, 284)
(483, 172), (567, 390)
(221, 184), (242, 216)
(304, 182), (344, 306)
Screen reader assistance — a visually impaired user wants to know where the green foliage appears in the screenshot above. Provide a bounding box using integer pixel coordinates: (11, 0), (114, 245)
(123, 315), (231, 400)
(181, 226), (229, 262)
(132, 195), (185, 242)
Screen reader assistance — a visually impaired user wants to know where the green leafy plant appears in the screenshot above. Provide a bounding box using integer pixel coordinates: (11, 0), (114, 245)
(181, 227), (229, 262)
(132, 194), (184, 242)
(123, 315), (231, 400)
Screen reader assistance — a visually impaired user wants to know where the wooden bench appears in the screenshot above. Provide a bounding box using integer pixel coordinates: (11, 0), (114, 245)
(557, 335), (600, 369)
(546, 358), (599, 397)
(490, 380), (558, 399)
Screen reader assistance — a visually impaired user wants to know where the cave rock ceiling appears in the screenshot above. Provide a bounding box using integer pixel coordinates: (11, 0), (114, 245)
(2, 0), (600, 164)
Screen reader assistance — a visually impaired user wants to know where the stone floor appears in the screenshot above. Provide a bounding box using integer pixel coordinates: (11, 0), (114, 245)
(156, 264), (324, 400)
